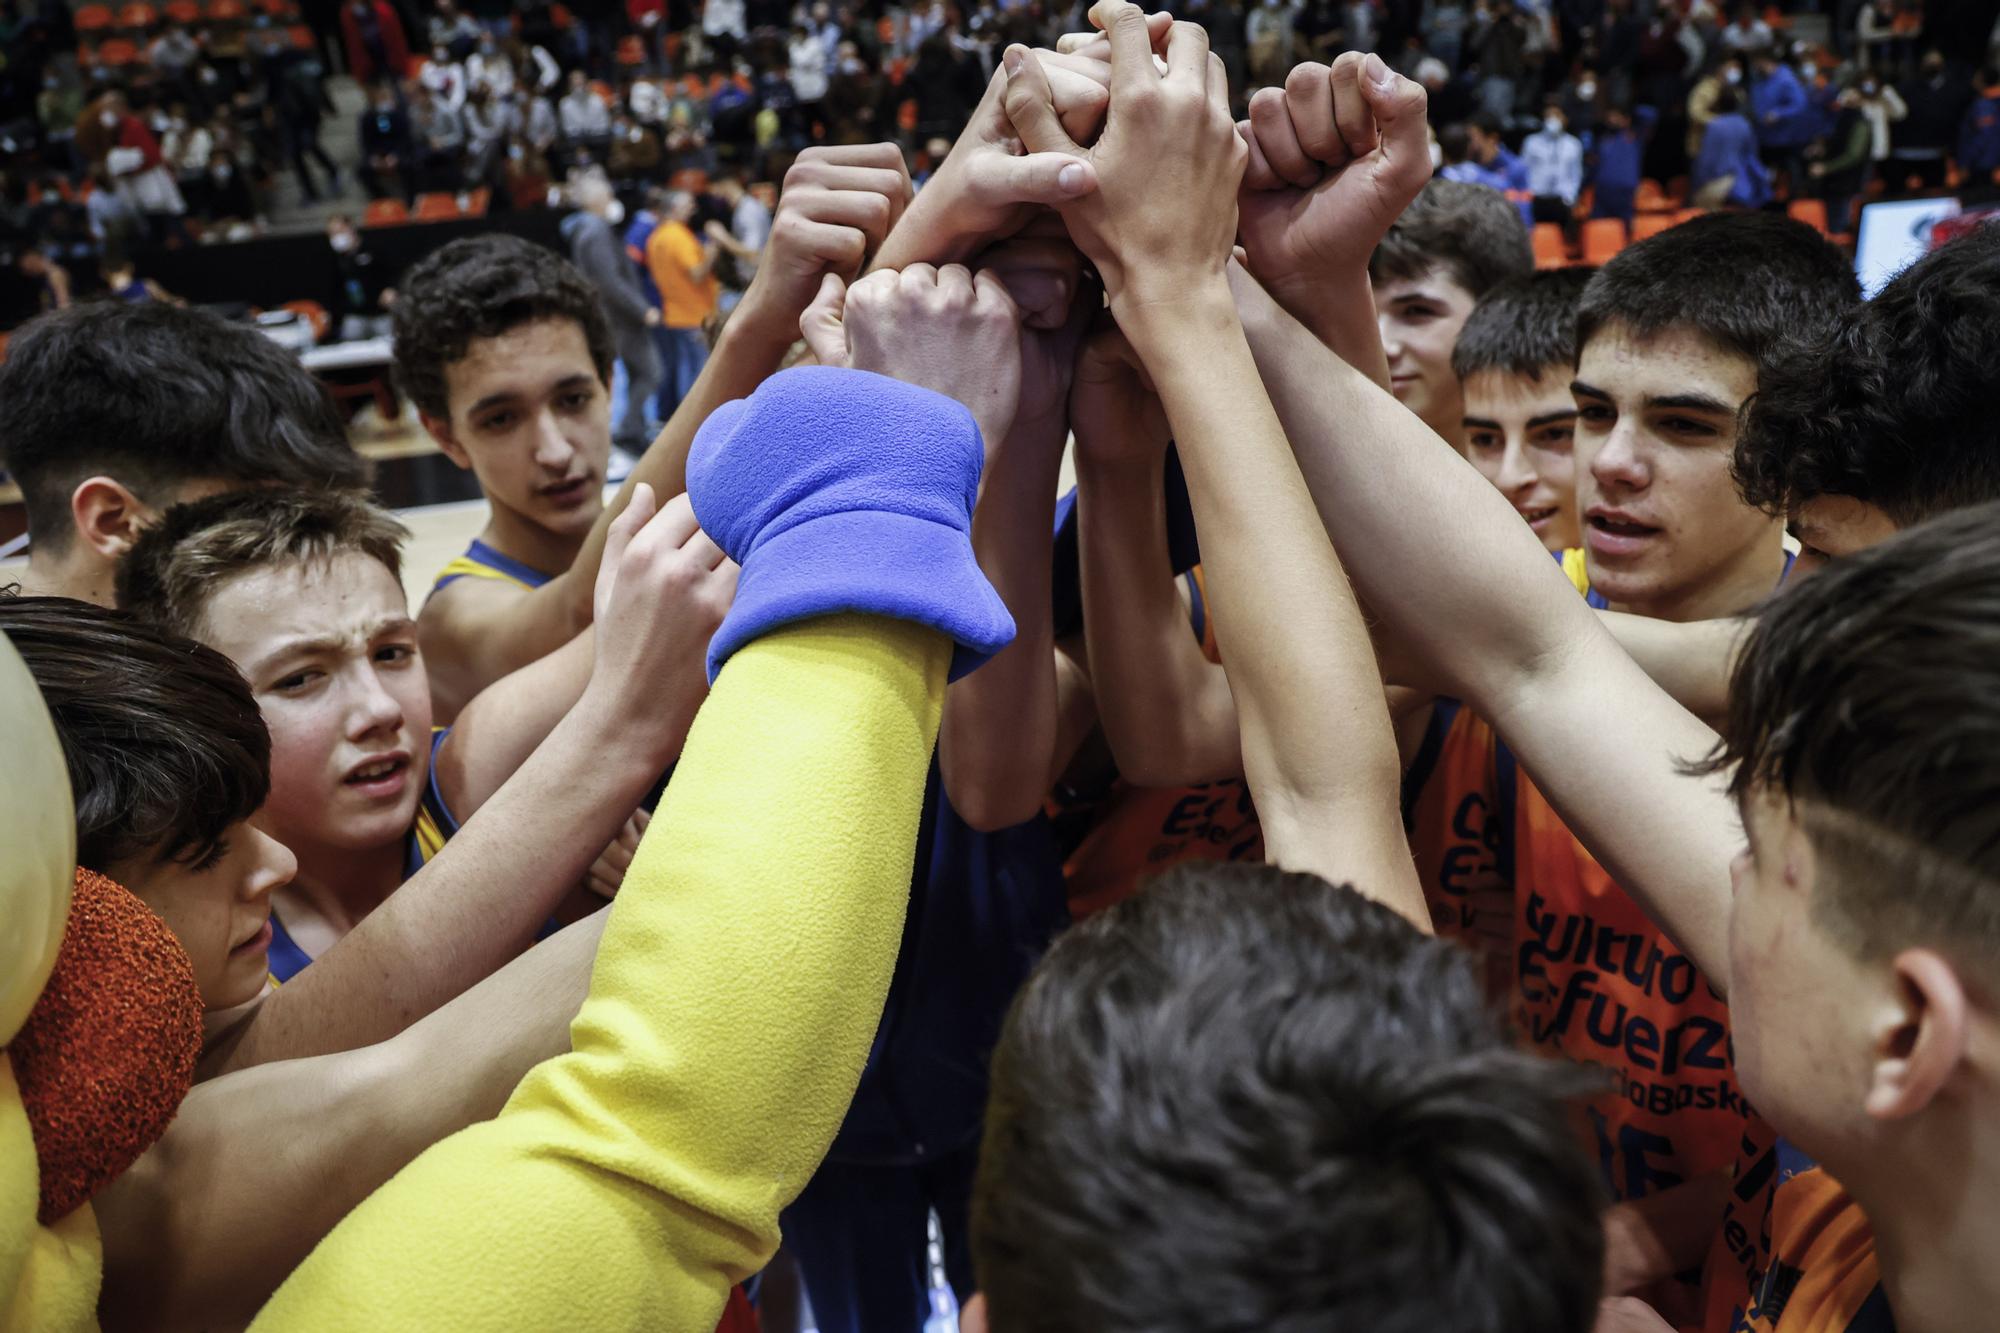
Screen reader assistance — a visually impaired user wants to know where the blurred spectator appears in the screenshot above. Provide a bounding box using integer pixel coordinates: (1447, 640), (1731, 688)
(1893, 50), (1969, 190)
(1810, 79), (1875, 233)
(1469, 0), (1532, 118)
(705, 170), (769, 293)
(411, 85), (467, 191)
(101, 251), (180, 304)
(563, 173), (661, 454)
(85, 166), (144, 251)
(1687, 55), (1746, 158)
(503, 134), (554, 209)
(1692, 85), (1770, 208)
(16, 252), (71, 314)
(909, 33), (980, 139)
(823, 39), (884, 144)
(358, 80), (416, 200)
(327, 213), (394, 340)
(430, 0), (481, 61)
(791, 22), (830, 112)
(607, 110), (663, 179)
(420, 44), (470, 111)
(516, 85), (560, 155)
(703, 0), (748, 66)
(1589, 104), (1651, 224)
(340, 0), (411, 86)
(149, 23), (202, 97)
(1422, 0), (1469, 71)
(1959, 66), (2000, 180)
(1749, 44), (1812, 189)
(1463, 110), (1530, 191)
(628, 75), (667, 126)
(463, 87), (509, 189)
(275, 53), (339, 204)
(1718, 3), (1772, 55)
(1246, 0), (1298, 91)
(1522, 101), (1584, 222)
(643, 188), (716, 419)
(559, 69), (612, 150)
(201, 148), (259, 228)
(1559, 67), (1603, 142)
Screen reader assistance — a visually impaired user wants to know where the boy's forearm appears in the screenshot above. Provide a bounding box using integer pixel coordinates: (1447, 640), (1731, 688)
(941, 415), (1063, 830)
(1074, 450), (1243, 786)
(1120, 281), (1424, 924)
(215, 701), (662, 1073)
(100, 912), (604, 1332)
(1265, 263), (1390, 388)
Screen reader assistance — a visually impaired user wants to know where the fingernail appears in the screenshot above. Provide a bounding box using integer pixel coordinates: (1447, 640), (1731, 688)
(1059, 163), (1088, 193)
(1004, 46), (1023, 75)
(1365, 52), (1392, 88)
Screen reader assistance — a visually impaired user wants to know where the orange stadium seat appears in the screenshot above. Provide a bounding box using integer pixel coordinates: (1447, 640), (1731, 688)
(412, 192), (462, 221)
(1634, 178), (1672, 213)
(74, 4), (113, 31)
(1787, 198), (1829, 234)
(1532, 222), (1568, 269)
(1580, 217), (1626, 264)
(363, 197), (410, 226)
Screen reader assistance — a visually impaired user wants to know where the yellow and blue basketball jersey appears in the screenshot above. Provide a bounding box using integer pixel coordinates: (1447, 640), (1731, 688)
(432, 539), (555, 595)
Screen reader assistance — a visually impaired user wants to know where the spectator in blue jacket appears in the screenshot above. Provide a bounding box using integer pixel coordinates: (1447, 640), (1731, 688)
(1464, 111), (1531, 193)
(1750, 46), (1813, 189)
(1589, 104), (1654, 224)
(1962, 67), (2000, 179)
(1693, 86), (1772, 210)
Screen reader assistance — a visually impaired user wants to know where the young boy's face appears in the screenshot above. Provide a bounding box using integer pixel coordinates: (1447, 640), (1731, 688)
(1374, 264), (1480, 443)
(198, 552), (435, 863)
(1571, 321), (1782, 619)
(1461, 366), (1581, 552)
(426, 315), (612, 545)
(110, 821), (295, 1011)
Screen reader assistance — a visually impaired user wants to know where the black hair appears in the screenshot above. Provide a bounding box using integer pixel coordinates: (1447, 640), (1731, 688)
(0, 594), (269, 871)
(1576, 212), (1858, 373)
(972, 862), (1605, 1333)
(1370, 178), (1536, 300)
(390, 234), (614, 421)
(1690, 502), (2000, 970)
(1452, 266), (1597, 382)
(1735, 224), (2000, 524)
(0, 302), (367, 554)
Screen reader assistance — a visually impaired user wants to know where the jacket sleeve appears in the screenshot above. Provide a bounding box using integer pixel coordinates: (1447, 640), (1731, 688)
(249, 616), (950, 1333)
(578, 223), (654, 326)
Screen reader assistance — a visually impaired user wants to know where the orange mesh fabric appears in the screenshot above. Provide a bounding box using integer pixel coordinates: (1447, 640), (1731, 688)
(11, 868), (203, 1224)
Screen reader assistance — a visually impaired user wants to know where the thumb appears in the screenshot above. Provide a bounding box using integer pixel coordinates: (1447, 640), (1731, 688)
(799, 272), (849, 366)
(1002, 46), (1085, 158)
(978, 150), (1098, 208)
(1360, 52), (1431, 191)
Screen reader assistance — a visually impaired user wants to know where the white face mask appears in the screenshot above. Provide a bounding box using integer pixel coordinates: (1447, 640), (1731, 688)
(1577, 80), (1596, 98)
(605, 199), (625, 224)
(1723, 67), (1742, 85)
(331, 230), (358, 252)
(1543, 115), (1563, 133)
(101, 110), (120, 128)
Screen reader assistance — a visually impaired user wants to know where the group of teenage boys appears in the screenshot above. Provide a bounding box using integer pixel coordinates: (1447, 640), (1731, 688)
(2, 4), (1998, 1330)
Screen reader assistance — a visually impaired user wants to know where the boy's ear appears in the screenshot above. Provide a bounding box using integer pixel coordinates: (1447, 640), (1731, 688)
(71, 476), (153, 565)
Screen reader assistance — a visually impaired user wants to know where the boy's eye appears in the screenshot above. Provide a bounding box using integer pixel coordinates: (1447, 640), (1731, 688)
(187, 837), (229, 874)
(1576, 404), (1614, 426)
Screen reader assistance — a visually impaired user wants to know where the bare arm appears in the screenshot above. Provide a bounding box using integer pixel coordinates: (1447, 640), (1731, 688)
(419, 145), (914, 709)
(1010, 12), (1426, 923)
(1071, 327), (1244, 786)
(98, 911), (606, 1333)
(1596, 611), (1747, 731)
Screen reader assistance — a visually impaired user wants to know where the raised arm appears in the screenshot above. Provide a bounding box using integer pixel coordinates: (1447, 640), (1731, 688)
(1070, 325), (1243, 786)
(1007, 5), (1425, 924)
(208, 489), (717, 1073)
(421, 146), (912, 707)
(98, 911), (605, 1333)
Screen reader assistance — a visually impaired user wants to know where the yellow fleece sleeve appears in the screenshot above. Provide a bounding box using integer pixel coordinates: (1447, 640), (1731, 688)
(252, 615), (950, 1332)
(0, 1058), (102, 1333)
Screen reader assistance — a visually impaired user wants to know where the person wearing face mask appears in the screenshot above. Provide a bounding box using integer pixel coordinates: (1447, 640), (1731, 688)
(1561, 67), (1603, 140)
(1523, 101), (1585, 226)
(1809, 77), (1898, 236)
(468, 32), (515, 98)
(1687, 56), (1745, 159)
(357, 80), (415, 201)
(340, 0), (410, 86)
(1692, 84), (1771, 209)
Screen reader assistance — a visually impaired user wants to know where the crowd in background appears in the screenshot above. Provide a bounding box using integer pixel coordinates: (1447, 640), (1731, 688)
(0, 0), (1998, 316)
